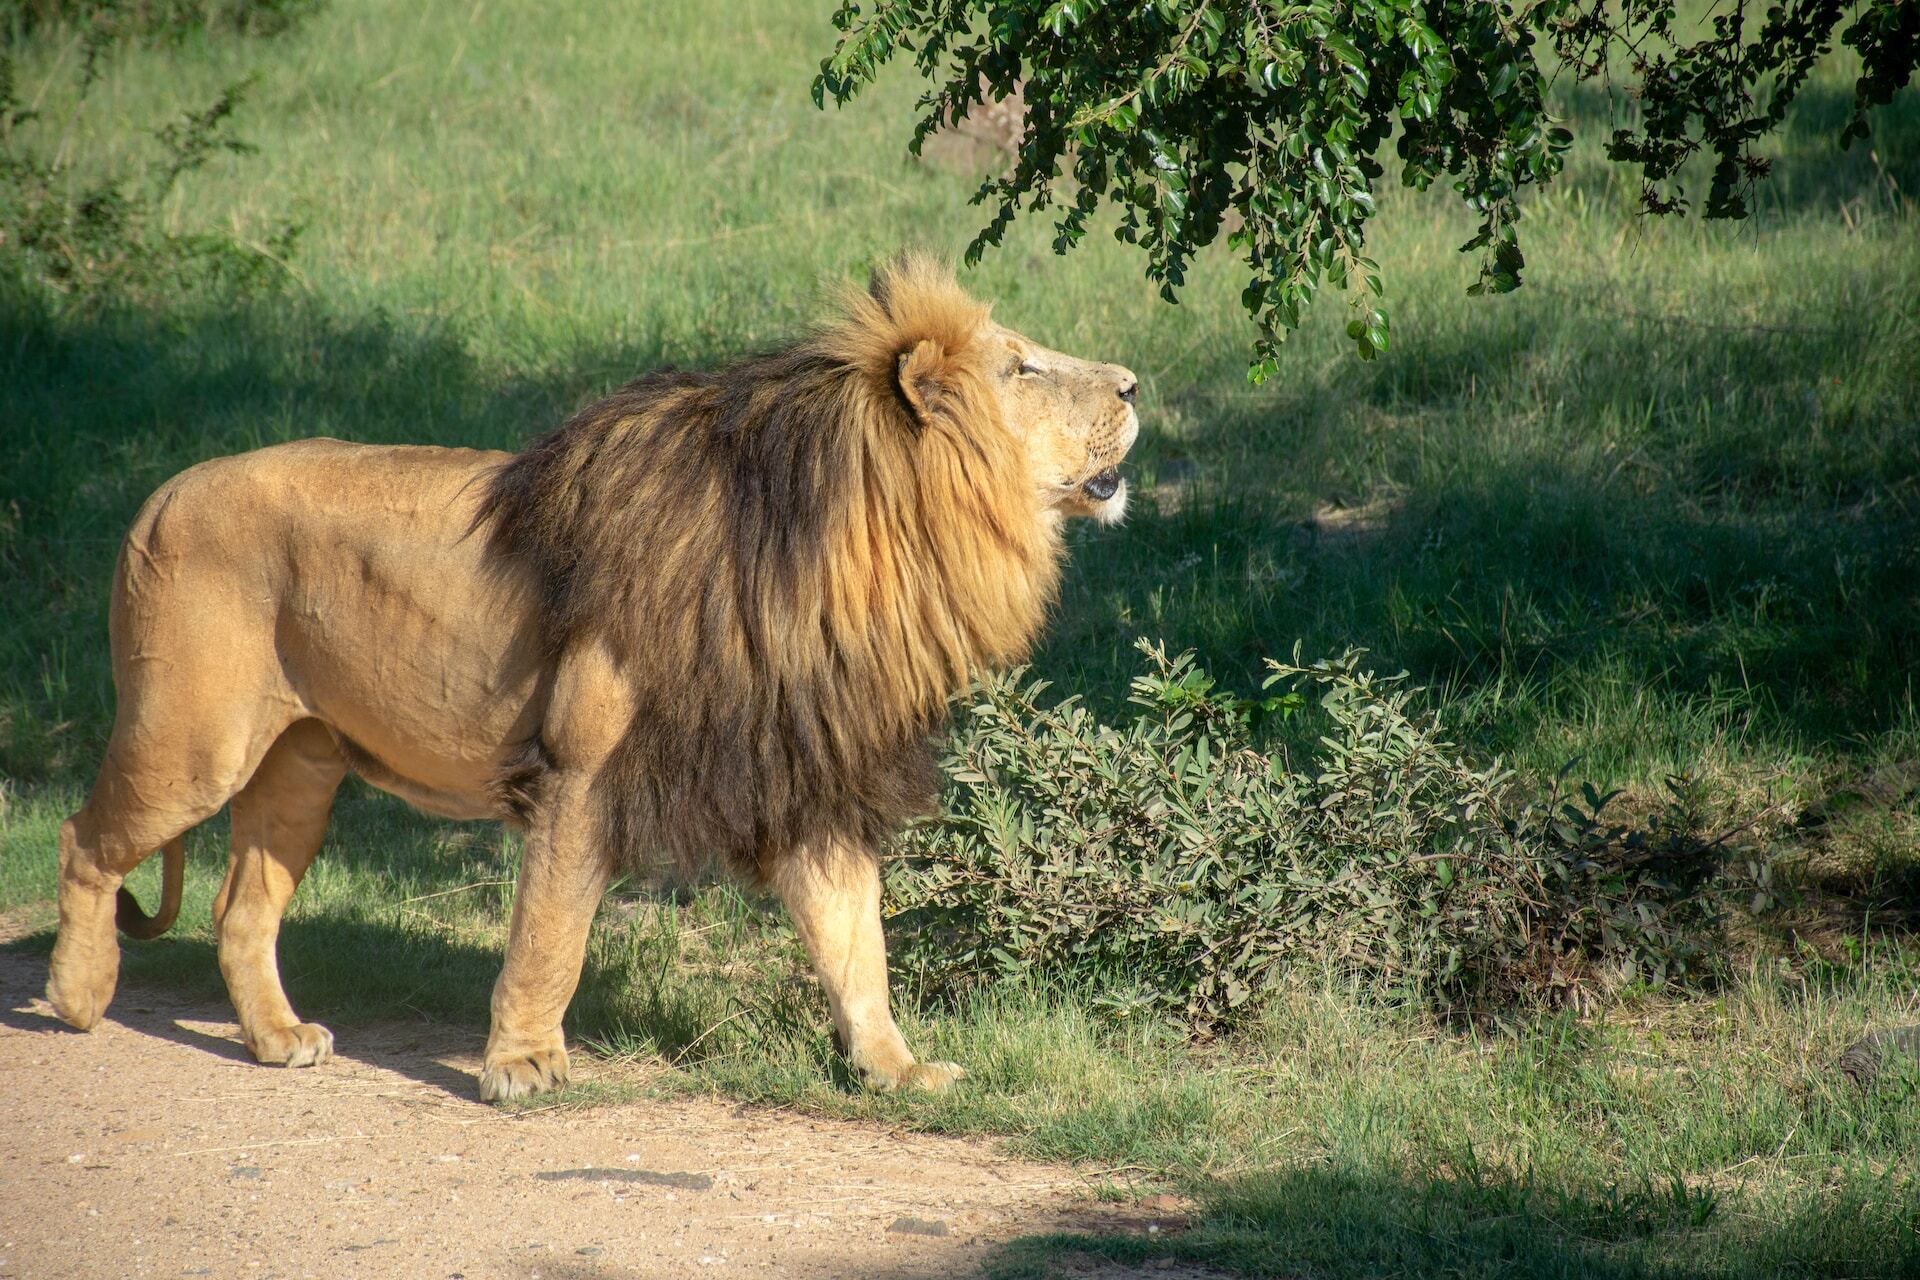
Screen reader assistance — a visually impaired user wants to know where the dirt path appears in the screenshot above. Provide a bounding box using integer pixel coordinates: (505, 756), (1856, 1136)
(0, 949), (1187, 1280)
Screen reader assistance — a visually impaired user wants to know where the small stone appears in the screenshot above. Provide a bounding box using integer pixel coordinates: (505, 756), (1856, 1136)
(575, 1246), (602, 1256)
(229, 1166), (263, 1180)
(1839, 1026), (1920, 1087)
(886, 1216), (950, 1238)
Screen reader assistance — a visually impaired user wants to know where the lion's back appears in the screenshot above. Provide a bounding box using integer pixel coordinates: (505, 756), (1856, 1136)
(109, 438), (544, 789)
(130, 436), (507, 535)
(122, 436), (507, 578)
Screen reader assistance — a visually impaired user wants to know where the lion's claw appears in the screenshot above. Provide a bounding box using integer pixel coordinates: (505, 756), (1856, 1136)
(864, 1059), (967, 1094)
(479, 1046), (571, 1102)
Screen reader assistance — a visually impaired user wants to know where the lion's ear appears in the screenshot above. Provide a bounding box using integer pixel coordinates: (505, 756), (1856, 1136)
(894, 339), (952, 431)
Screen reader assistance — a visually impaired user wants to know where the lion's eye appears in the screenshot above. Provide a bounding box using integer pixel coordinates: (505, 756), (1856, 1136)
(1016, 361), (1042, 377)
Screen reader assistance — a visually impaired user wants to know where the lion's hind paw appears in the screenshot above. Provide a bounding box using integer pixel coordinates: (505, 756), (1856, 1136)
(45, 973), (112, 1032)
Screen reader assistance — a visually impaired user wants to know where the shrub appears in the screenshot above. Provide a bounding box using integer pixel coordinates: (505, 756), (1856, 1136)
(0, 9), (303, 298)
(890, 641), (1776, 1025)
(6, 1), (325, 44)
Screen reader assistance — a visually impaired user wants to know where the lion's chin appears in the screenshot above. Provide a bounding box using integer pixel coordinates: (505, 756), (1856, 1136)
(1088, 476), (1128, 525)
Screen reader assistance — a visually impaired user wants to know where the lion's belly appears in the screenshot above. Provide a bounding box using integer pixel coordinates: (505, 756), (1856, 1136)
(297, 620), (548, 821)
(249, 440), (554, 818)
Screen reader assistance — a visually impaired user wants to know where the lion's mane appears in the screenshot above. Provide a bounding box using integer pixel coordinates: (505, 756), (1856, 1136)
(479, 258), (1063, 876)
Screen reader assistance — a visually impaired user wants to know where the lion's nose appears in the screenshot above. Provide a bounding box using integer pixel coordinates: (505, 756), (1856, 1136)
(1117, 381), (1138, 404)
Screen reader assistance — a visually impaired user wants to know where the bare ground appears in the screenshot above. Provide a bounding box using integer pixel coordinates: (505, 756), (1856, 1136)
(0, 948), (1198, 1280)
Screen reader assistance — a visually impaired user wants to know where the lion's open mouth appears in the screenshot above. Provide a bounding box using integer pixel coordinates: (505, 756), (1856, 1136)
(1082, 467), (1122, 502)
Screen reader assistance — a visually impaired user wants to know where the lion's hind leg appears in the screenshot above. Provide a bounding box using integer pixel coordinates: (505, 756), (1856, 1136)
(47, 732), (276, 1032)
(46, 806), (180, 1032)
(212, 718), (347, 1068)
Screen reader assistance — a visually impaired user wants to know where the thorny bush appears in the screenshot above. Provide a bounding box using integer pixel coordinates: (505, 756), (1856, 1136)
(890, 640), (1777, 1027)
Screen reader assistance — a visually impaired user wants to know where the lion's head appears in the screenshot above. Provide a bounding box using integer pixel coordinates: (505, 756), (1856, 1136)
(846, 257), (1139, 528)
(989, 323), (1140, 525)
(483, 256), (1140, 874)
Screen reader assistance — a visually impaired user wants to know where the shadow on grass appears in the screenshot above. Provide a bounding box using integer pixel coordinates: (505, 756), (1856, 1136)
(1547, 79), (1920, 222)
(984, 1159), (1920, 1280)
(0, 284), (664, 780)
(1050, 457), (1920, 750)
(1041, 245), (1920, 780)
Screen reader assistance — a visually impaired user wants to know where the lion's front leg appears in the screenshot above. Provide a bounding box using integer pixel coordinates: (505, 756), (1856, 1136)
(479, 771), (611, 1103)
(771, 842), (964, 1094)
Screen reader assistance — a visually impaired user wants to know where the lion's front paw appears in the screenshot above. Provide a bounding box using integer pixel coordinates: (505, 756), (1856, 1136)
(248, 1022), (334, 1069)
(478, 1046), (570, 1103)
(863, 1059), (967, 1094)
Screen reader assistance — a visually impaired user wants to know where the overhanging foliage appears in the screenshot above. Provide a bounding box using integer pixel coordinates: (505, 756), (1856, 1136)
(815, 1), (1918, 375)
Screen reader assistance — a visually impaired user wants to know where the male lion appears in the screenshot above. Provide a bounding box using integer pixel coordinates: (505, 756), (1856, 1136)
(45, 257), (1139, 1099)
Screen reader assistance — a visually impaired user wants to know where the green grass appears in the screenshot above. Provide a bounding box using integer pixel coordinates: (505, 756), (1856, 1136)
(3, 3), (1918, 1276)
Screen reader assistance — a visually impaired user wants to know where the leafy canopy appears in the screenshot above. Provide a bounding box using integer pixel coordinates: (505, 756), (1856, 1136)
(815, 1), (1918, 376)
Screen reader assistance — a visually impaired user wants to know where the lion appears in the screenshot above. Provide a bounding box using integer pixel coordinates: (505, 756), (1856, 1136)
(44, 256), (1139, 1099)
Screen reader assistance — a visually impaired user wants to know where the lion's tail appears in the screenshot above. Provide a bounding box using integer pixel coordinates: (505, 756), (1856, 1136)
(115, 834), (185, 940)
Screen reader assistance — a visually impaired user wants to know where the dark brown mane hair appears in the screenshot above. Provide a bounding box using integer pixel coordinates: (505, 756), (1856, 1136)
(478, 257), (1064, 877)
